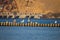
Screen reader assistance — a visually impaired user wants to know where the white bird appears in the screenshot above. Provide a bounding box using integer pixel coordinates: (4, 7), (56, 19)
(28, 19), (30, 22)
(21, 19), (24, 23)
(55, 21), (57, 23)
(13, 19), (16, 23)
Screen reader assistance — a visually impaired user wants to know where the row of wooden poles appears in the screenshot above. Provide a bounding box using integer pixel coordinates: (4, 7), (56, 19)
(0, 22), (60, 27)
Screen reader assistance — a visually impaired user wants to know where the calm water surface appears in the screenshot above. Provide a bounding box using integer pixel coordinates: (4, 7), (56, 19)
(0, 27), (60, 40)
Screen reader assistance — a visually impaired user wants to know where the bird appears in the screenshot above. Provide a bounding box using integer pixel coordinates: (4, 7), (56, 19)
(21, 19), (24, 23)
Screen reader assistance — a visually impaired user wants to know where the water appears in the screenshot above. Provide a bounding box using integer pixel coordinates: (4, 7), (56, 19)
(0, 18), (60, 40)
(0, 27), (60, 40)
(0, 18), (60, 24)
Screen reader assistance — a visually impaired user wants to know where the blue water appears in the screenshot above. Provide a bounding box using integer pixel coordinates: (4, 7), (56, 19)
(0, 18), (60, 24)
(0, 27), (60, 40)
